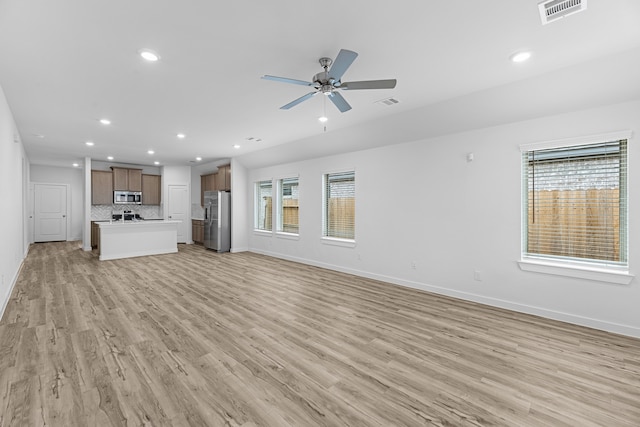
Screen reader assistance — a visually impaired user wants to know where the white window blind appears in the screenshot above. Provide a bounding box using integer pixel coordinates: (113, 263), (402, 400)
(255, 180), (272, 231)
(522, 139), (627, 267)
(277, 177), (299, 234)
(323, 171), (355, 239)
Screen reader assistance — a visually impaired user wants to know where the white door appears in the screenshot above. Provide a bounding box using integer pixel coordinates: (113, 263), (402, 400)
(167, 185), (188, 243)
(34, 184), (68, 242)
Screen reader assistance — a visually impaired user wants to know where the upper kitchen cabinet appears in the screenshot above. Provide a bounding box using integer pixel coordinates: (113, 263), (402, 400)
(142, 174), (161, 205)
(91, 170), (113, 205)
(200, 172), (217, 206)
(216, 164), (231, 191)
(112, 167), (142, 191)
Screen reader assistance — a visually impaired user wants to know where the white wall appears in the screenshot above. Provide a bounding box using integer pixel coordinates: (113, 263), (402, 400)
(30, 164), (84, 241)
(231, 158), (248, 252)
(0, 85), (29, 318)
(243, 99), (640, 338)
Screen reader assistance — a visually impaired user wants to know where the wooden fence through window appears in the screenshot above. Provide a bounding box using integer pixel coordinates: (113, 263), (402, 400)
(527, 189), (620, 261)
(261, 197), (355, 238)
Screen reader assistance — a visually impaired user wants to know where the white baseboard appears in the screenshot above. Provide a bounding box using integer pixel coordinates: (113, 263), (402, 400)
(250, 248), (640, 339)
(0, 258), (26, 322)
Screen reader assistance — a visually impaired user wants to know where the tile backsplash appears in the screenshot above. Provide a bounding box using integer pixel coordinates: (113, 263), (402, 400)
(192, 203), (204, 220)
(91, 204), (163, 220)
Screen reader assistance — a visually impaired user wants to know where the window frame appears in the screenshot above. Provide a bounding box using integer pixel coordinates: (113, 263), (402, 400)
(275, 176), (300, 237)
(253, 179), (273, 233)
(322, 169), (356, 246)
(518, 131), (633, 284)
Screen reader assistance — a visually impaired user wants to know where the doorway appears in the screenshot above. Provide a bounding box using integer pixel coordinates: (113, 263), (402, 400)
(34, 183), (69, 242)
(167, 184), (188, 243)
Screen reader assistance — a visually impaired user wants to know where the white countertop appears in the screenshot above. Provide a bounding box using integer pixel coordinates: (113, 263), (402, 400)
(96, 219), (181, 228)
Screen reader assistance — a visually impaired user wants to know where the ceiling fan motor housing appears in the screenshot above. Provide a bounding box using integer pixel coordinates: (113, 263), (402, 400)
(313, 71), (330, 85)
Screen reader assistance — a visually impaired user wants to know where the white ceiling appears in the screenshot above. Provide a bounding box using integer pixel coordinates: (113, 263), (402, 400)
(1, 1), (640, 169)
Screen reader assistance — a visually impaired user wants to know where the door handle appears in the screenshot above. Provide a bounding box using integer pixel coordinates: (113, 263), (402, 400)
(62, 215), (66, 218)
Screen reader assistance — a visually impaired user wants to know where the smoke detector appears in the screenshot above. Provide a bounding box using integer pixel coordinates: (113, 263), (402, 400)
(538, 0), (587, 25)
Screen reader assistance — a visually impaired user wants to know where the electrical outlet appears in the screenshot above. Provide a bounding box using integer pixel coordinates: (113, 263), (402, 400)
(357, 253), (362, 261)
(474, 270), (482, 281)
(411, 261), (416, 270)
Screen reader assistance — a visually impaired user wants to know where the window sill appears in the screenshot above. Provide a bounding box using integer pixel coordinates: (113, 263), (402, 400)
(517, 258), (634, 285)
(253, 229), (273, 237)
(321, 237), (356, 248)
(276, 232), (299, 241)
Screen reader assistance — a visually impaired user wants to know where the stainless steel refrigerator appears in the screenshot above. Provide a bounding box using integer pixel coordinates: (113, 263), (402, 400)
(204, 191), (231, 252)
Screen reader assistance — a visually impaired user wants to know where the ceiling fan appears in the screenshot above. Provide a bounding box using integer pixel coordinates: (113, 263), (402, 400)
(262, 49), (397, 113)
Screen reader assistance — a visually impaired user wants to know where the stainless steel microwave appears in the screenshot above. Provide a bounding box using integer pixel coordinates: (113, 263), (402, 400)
(114, 191), (142, 205)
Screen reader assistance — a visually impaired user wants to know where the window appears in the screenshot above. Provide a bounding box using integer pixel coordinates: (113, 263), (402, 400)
(522, 138), (627, 268)
(323, 171), (355, 240)
(276, 177), (299, 234)
(254, 180), (272, 231)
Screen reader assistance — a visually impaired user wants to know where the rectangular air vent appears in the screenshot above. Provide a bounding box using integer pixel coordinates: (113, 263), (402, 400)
(539, 0), (587, 25)
(375, 97), (400, 107)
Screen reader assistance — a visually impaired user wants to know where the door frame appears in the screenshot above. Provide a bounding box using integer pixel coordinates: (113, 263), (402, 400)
(32, 182), (71, 243)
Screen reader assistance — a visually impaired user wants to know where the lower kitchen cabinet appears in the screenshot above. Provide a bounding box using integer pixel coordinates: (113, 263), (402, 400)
(192, 220), (204, 244)
(91, 221), (100, 249)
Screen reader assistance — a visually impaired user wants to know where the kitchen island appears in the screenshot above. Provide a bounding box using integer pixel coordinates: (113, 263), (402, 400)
(96, 220), (180, 261)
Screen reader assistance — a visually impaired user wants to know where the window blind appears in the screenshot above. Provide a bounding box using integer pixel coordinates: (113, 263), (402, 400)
(255, 180), (272, 231)
(323, 171), (355, 239)
(277, 177), (299, 234)
(522, 139), (627, 266)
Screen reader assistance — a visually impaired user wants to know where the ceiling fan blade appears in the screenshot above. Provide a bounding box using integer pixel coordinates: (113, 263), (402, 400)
(280, 91), (318, 110)
(328, 92), (352, 113)
(328, 49), (358, 81)
(262, 75), (316, 87)
(341, 79), (397, 90)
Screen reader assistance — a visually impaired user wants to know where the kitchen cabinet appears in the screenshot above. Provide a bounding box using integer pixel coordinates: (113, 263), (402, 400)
(216, 164), (231, 191)
(192, 219), (204, 244)
(200, 172), (217, 206)
(142, 174), (161, 205)
(111, 167), (142, 191)
(91, 221), (100, 249)
(91, 170), (113, 205)
(200, 164), (230, 205)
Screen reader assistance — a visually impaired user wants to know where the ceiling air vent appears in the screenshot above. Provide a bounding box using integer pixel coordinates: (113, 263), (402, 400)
(538, 0), (587, 25)
(375, 97), (400, 107)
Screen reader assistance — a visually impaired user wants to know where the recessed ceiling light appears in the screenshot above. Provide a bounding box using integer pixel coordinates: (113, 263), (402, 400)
(154, 161), (160, 165)
(72, 163), (79, 167)
(85, 141), (94, 146)
(99, 118), (111, 125)
(33, 133), (45, 138)
(233, 144), (241, 149)
(147, 150), (154, 155)
(196, 157), (202, 161)
(177, 133), (186, 139)
(510, 51), (532, 63)
(139, 49), (160, 62)
(318, 116), (328, 123)
(107, 156), (114, 160)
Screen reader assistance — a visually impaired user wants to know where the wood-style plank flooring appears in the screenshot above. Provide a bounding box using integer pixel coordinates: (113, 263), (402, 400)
(1, 241), (639, 426)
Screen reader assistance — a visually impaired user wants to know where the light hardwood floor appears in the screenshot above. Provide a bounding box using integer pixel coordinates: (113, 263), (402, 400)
(1, 241), (639, 426)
